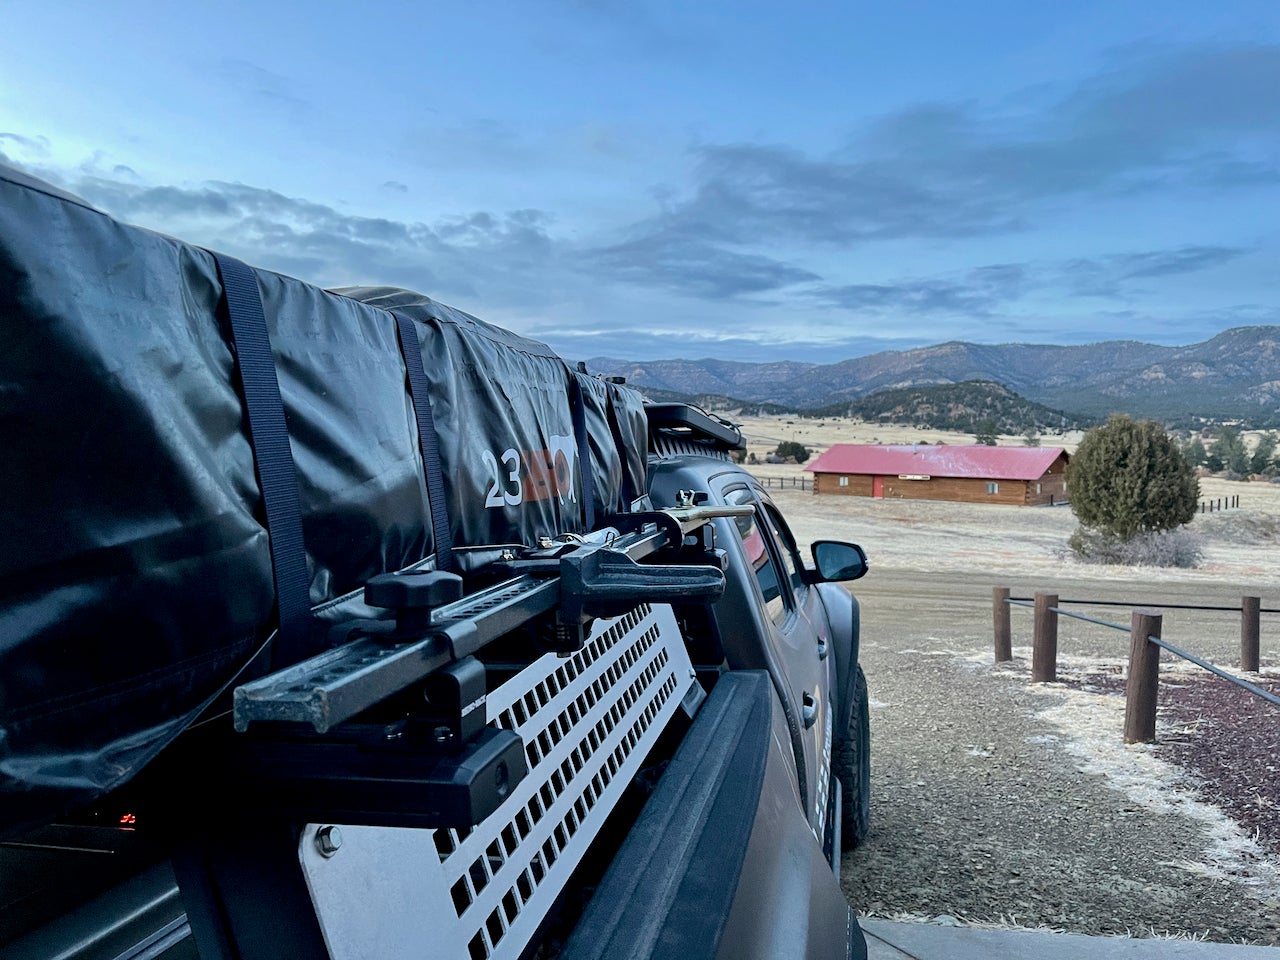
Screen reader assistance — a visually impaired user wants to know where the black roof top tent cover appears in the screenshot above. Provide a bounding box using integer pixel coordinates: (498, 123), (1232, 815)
(0, 163), (648, 832)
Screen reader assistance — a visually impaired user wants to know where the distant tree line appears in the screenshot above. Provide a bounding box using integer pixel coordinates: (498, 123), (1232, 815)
(1180, 427), (1278, 479)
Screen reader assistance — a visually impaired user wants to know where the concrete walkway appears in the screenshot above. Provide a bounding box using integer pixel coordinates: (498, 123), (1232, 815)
(862, 920), (1280, 959)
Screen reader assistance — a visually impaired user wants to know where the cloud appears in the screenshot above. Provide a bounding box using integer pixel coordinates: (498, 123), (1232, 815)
(216, 58), (312, 114)
(55, 173), (561, 308)
(1062, 245), (1247, 297)
(814, 246), (1244, 316)
(814, 263), (1030, 316)
(1109, 246), (1246, 280)
(627, 141), (1023, 248)
(603, 42), (1280, 283)
(851, 42), (1280, 212)
(589, 229), (820, 298)
(0, 132), (51, 165)
(558, 328), (924, 365)
(817, 280), (997, 316)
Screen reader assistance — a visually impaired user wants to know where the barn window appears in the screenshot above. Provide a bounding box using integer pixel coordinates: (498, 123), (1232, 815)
(987, 482), (999, 495)
(838, 476), (849, 487)
(1035, 482), (1042, 494)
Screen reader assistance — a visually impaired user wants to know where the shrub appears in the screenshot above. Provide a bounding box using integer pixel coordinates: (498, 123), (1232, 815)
(1068, 414), (1199, 539)
(1065, 526), (1204, 568)
(973, 419), (998, 446)
(775, 440), (810, 463)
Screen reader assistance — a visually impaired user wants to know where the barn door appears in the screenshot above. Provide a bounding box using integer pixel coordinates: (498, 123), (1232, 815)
(872, 476), (884, 498)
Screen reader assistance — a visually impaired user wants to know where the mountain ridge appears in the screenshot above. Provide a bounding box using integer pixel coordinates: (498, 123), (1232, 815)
(589, 326), (1280, 426)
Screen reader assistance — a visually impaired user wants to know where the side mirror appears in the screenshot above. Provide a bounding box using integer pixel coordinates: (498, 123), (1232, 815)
(811, 540), (868, 582)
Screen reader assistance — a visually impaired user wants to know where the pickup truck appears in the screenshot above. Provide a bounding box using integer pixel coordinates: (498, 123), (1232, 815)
(0, 163), (871, 960)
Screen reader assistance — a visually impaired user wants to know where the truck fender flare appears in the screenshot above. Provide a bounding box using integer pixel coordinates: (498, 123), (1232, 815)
(815, 582), (860, 736)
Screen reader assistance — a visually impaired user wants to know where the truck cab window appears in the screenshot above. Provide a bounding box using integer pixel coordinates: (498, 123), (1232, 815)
(761, 502), (805, 599)
(726, 488), (787, 625)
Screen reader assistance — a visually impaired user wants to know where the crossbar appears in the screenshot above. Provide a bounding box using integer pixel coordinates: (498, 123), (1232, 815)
(1049, 608), (1128, 632)
(1009, 596), (1268, 613)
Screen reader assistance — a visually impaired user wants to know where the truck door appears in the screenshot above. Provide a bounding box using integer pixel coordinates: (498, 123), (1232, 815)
(755, 496), (835, 839)
(721, 487), (833, 841)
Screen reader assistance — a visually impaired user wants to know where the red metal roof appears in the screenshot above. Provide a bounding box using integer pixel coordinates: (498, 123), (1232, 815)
(806, 444), (1068, 481)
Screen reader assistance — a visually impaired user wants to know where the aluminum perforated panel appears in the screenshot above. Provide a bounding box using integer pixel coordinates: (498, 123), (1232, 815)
(298, 603), (696, 960)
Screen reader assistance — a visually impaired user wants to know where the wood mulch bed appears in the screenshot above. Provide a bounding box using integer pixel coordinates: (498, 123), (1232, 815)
(1161, 673), (1280, 856)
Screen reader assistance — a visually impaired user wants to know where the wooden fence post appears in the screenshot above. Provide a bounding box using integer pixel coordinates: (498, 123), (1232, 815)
(1032, 592), (1058, 682)
(1125, 609), (1163, 744)
(1242, 595), (1261, 673)
(993, 587), (1012, 662)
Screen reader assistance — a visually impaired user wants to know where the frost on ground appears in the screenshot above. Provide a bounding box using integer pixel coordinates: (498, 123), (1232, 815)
(1033, 684), (1280, 893)
(981, 649), (1280, 897)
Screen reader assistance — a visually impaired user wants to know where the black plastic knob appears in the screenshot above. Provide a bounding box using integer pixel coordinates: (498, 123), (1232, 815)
(365, 571), (463, 611)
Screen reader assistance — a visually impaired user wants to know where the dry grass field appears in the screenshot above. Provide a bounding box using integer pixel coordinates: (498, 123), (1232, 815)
(736, 414), (1280, 589)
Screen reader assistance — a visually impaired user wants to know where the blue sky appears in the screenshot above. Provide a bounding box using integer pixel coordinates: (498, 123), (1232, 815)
(2, 1), (1278, 364)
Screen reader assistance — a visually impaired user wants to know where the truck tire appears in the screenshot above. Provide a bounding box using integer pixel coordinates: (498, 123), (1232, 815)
(835, 664), (870, 850)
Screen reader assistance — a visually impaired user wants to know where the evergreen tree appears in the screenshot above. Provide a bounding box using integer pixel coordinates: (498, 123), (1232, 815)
(774, 440), (810, 463)
(1208, 427), (1249, 475)
(1184, 437), (1207, 468)
(1250, 432), (1277, 475)
(1068, 414), (1199, 539)
(973, 419), (998, 446)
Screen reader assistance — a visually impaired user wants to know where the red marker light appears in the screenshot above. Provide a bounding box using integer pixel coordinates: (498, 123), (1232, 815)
(119, 813), (137, 826)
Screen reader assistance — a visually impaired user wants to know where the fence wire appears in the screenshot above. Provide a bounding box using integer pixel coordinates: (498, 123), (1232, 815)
(1009, 596), (1280, 614)
(1004, 596), (1280, 709)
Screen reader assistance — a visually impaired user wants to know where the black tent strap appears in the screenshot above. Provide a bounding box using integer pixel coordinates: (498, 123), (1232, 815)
(211, 252), (314, 668)
(603, 387), (637, 512)
(569, 376), (597, 532)
(393, 312), (455, 573)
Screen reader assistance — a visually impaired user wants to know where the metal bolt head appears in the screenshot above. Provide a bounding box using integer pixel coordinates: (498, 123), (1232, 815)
(315, 825), (343, 858)
(433, 725), (454, 743)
